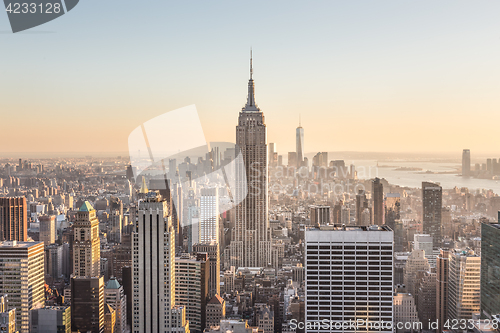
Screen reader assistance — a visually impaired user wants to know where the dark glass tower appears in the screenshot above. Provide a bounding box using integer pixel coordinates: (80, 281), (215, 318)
(422, 181), (442, 249)
(481, 221), (500, 319)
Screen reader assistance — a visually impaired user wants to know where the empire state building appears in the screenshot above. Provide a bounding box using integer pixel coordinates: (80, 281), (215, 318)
(228, 54), (272, 268)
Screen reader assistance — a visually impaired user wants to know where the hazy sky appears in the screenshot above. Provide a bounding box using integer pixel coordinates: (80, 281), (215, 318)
(1, 1), (500, 156)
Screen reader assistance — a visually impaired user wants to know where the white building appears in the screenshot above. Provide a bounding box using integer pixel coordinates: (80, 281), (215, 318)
(132, 193), (189, 333)
(0, 241), (45, 333)
(199, 188), (219, 244)
(305, 225), (393, 333)
(393, 292), (419, 333)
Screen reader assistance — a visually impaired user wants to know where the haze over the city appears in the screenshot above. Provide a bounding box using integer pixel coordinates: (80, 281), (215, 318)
(1, 0), (500, 155)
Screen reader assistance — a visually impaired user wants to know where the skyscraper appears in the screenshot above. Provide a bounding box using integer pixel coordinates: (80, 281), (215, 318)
(296, 117), (304, 167)
(73, 201), (101, 277)
(0, 197), (27, 241)
(372, 178), (384, 225)
(105, 277), (127, 333)
(193, 242), (220, 299)
(38, 215), (56, 245)
(132, 193), (189, 333)
(448, 249), (481, 321)
(199, 188), (219, 244)
(480, 222), (500, 319)
(71, 276), (105, 333)
(436, 249), (450, 333)
(304, 225), (393, 332)
(71, 202), (104, 333)
(309, 205), (330, 226)
(462, 149), (471, 177)
(175, 253), (209, 333)
(422, 182), (442, 249)
(0, 295), (16, 333)
(384, 193), (400, 229)
(229, 54), (271, 268)
(0, 241), (45, 333)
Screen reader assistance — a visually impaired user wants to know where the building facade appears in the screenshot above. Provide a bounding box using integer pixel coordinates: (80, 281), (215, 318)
(481, 222), (500, 319)
(304, 225), (393, 333)
(0, 197), (27, 241)
(422, 182), (442, 249)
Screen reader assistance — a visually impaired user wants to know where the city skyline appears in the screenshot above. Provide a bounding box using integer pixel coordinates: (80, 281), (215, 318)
(1, 1), (500, 154)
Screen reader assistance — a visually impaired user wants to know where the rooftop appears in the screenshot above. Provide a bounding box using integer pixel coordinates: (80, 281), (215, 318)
(79, 201), (94, 212)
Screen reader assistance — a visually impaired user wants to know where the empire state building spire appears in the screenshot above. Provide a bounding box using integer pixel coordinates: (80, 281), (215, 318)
(243, 50), (260, 112)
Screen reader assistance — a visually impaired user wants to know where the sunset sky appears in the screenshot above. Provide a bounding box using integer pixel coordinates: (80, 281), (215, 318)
(1, 1), (500, 156)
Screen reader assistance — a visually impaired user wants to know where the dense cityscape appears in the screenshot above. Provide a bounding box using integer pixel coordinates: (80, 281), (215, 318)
(0, 60), (499, 333)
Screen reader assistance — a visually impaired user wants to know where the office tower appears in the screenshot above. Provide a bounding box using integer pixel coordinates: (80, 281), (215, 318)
(441, 207), (452, 238)
(30, 306), (71, 333)
(481, 222), (500, 319)
(0, 295), (16, 333)
(104, 304), (116, 333)
(413, 234), (434, 265)
(109, 210), (122, 244)
(169, 159), (177, 179)
(175, 253), (209, 333)
(200, 188), (219, 244)
(384, 193), (400, 228)
(296, 118), (304, 167)
(45, 243), (63, 279)
(193, 242), (220, 299)
(38, 215), (56, 245)
(448, 249), (481, 321)
(372, 178), (384, 226)
(105, 278), (127, 333)
(416, 270), (437, 324)
(132, 193), (189, 333)
(0, 241), (45, 333)
(304, 225), (393, 332)
(356, 190), (370, 225)
(312, 152), (328, 168)
(422, 182), (442, 249)
(288, 152), (297, 168)
(206, 295), (225, 329)
(462, 149), (471, 176)
(228, 55), (271, 268)
(72, 276), (105, 333)
(436, 249), (450, 333)
(403, 249), (430, 298)
(309, 205), (330, 226)
(121, 266), (132, 330)
(0, 197), (27, 241)
(73, 201), (101, 277)
(268, 143), (277, 167)
(393, 292), (419, 333)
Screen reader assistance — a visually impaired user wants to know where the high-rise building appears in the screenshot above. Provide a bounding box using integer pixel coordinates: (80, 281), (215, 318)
(372, 178), (384, 225)
(73, 201), (101, 277)
(71, 276), (105, 333)
(416, 270), (436, 325)
(422, 182), (442, 249)
(109, 210), (122, 244)
(288, 152), (297, 169)
(105, 277), (127, 333)
(0, 197), (27, 241)
(448, 249), (481, 321)
(0, 241), (45, 333)
(30, 306), (71, 333)
(304, 225), (393, 332)
(193, 242), (220, 299)
(268, 143), (277, 167)
(38, 215), (56, 245)
(462, 149), (471, 177)
(413, 234), (434, 266)
(384, 193), (400, 229)
(403, 249), (430, 298)
(228, 54), (271, 268)
(355, 190), (370, 225)
(309, 206), (330, 226)
(44, 243), (63, 279)
(393, 292), (419, 333)
(205, 295), (225, 329)
(436, 249), (450, 333)
(199, 188), (219, 244)
(175, 253), (209, 333)
(132, 193), (189, 333)
(296, 119), (304, 167)
(0, 294), (16, 333)
(480, 222), (500, 319)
